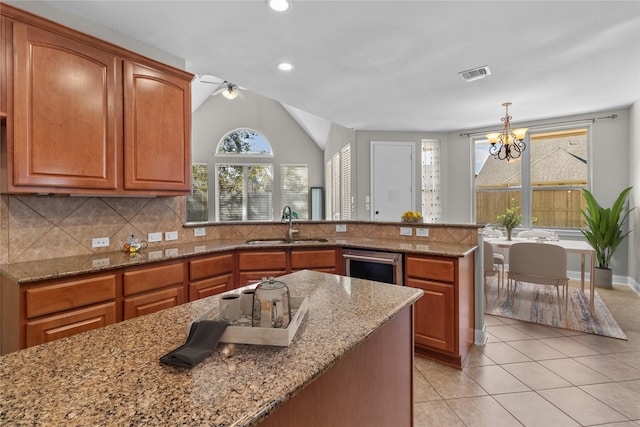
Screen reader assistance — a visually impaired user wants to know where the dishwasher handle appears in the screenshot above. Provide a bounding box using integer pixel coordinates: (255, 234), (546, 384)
(342, 253), (399, 265)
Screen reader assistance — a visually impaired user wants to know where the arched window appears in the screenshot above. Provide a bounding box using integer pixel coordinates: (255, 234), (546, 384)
(216, 128), (273, 156)
(215, 129), (275, 221)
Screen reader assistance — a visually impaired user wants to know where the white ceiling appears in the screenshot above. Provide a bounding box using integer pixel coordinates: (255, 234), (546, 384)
(29, 1), (640, 139)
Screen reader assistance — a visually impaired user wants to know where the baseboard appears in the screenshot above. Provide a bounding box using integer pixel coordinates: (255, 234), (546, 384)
(474, 325), (487, 346)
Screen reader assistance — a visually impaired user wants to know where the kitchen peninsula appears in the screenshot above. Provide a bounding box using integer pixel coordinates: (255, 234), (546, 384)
(0, 270), (423, 426)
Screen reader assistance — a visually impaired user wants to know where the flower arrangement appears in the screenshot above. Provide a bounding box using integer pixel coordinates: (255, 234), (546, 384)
(496, 199), (521, 240)
(401, 211), (423, 223)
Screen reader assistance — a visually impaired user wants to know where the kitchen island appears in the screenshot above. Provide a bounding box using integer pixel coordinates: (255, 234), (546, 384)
(0, 270), (423, 426)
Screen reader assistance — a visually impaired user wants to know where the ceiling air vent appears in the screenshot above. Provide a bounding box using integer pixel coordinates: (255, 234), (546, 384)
(458, 66), (491, 82)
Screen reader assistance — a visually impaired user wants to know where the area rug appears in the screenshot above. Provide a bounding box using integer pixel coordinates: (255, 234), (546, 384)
(484, 278), (627, 340)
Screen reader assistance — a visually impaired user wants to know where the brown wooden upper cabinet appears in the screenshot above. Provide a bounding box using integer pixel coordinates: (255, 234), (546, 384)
(0, 5), (193, 195)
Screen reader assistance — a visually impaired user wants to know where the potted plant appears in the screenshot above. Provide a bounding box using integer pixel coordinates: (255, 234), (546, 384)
(580, 186), (634, 288)
(496, 199), (521, 240)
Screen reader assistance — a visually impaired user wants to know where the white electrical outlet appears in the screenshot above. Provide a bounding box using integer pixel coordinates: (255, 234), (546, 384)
(92, 258), (110, 268)
(92, 237), (110, 248)
(416, 228), (429, 237)
(400, 227), (412, 236)
(165, 231), (178, 241)
(193, 227), (206, 237)
(148, 232), (163, 242)
(336, 224), (347, 232)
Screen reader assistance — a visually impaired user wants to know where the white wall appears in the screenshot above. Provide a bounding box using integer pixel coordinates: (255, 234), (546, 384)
(192, 91), (324, 222)
(629, 100), (640, 290)
(352, 130), (450, 221)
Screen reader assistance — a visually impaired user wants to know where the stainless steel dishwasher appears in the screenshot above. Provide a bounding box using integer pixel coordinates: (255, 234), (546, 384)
(342, 248), (404, 285)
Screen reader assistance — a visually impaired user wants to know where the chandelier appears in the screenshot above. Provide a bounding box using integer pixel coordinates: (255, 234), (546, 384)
(486, 102), (528, 161)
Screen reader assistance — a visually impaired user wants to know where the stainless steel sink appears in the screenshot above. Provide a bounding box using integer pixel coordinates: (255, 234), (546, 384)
(245, 238), (329, 245)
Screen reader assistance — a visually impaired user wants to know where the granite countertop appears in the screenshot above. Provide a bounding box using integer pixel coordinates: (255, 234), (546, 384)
(0, 270), (424, 426)
(0, 237), (477, 284)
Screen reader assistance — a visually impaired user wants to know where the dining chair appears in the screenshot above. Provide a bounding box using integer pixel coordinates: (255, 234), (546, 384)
(483, 241), (505, 302)
(507, 242), (569, 319)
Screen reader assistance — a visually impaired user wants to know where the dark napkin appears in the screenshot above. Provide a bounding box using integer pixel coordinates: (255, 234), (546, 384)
(160, 320), (228, 368)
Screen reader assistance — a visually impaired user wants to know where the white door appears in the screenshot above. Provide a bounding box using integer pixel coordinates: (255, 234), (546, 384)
(371, 141), (415, 221)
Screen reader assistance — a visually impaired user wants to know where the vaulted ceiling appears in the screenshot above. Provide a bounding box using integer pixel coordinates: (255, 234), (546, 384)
(19, 1), (640, 145)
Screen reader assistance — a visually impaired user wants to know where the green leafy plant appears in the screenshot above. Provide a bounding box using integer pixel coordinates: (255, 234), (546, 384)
(496, 199), (522, 231)
(579, 186), (634, 269)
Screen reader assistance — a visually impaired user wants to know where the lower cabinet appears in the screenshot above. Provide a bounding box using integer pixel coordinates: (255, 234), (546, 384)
(290, 249), (338, 273)
(123, 262), (186, 320)
(26, 302), (116, 348)
(5, 244), (475, 356)
(407, 278), (455, 353)
(188, 252), (235, 301)
(237, 250), (287, 287)
(405, 252), (475, 369)
(21, 273), (117, 349)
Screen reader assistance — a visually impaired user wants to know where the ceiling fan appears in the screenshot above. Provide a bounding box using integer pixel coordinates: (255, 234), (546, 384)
(202, 77), (245, 100)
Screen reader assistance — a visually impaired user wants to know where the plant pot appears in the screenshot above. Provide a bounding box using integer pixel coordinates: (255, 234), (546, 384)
(506, 229), (513, 241)
(594, 267), (613, 289)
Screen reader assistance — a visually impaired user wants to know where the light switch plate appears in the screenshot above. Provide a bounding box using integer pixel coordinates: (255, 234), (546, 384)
(165, 231), (178, 241)
(400, 227), (412, 236)
(416, 228), (429, 237)
(193, 227), (206, 237)
(148, 232), (163, 242)
(336, 224), (347, 232)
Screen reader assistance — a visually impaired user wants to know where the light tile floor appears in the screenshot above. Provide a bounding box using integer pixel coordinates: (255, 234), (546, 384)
(414, 283), (640, 426)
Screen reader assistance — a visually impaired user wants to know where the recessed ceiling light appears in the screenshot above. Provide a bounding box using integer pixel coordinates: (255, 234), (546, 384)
(277, 62), (294, 72)
(267, 0), (291, 12)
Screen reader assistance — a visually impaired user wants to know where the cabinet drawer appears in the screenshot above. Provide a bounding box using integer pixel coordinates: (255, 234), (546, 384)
(291, 249), (337, 270)
(25, 274), (116, 319)
(123, 263), (184, 296)
(406, 256), (455, 283)
(238, 251), (286, 271)
(189, 273), (234, 301)
(189, 253), (234, 281)
(238, 271), (285, 287)
(123, 286), (185, 320)
(25, 302), (116, 348)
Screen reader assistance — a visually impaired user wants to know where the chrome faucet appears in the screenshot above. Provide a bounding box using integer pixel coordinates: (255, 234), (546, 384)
(281, 206), (299, 240)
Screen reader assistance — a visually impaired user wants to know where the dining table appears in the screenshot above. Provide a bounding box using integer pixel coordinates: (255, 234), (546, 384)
(485, 237), (596, 312)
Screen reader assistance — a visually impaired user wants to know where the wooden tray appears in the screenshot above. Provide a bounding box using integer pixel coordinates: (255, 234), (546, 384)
(192, 296), (308, 347)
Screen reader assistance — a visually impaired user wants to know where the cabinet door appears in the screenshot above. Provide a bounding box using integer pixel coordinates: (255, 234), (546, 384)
(25, 274), (116, 318)
(189, 253), (234, 281)
(123, 61), (191, 193)
(238, 250), (287, 271)
(11, 21), (118, 190)
(123, 262), (185, 296)
(291, 249), (337, 273)
(407, 278), (455, 354)
(25, 302), (116, 348)
(123, 286), (185, 320)
(189, 273), (234, 301)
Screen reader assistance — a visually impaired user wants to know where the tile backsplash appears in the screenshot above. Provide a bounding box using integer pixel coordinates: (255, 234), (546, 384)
(0, 194), (478, 264)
